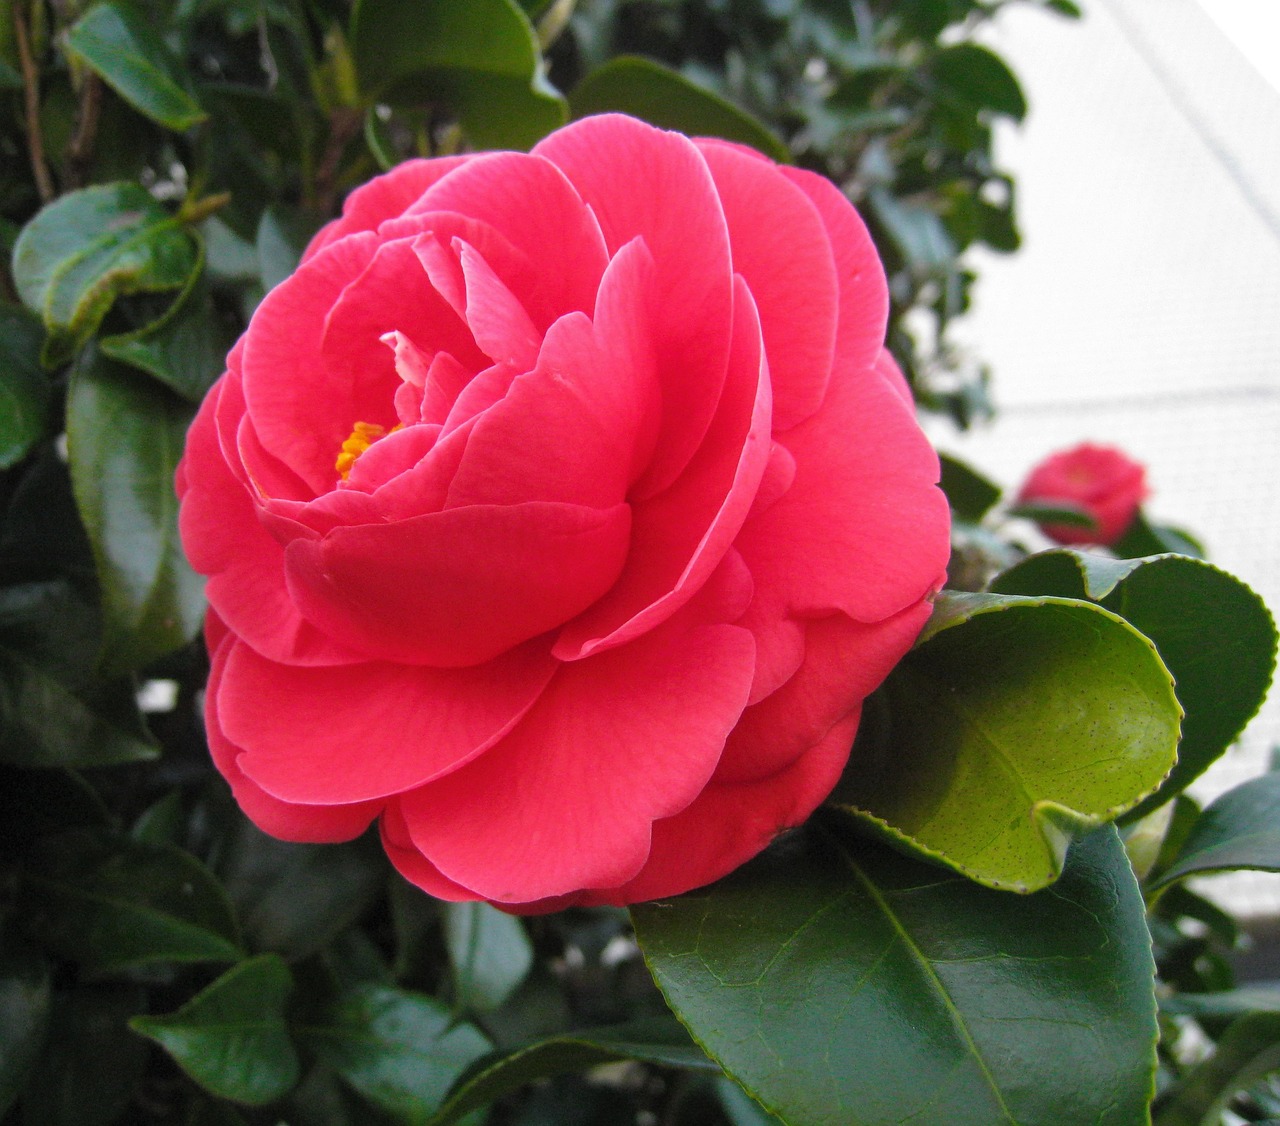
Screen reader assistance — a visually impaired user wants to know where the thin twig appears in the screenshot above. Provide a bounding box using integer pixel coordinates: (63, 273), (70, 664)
(12, 0), (54, 202)
(65, 71), (103, 189)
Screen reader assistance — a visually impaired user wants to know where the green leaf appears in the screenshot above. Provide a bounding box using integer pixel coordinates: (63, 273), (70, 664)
(19, 984), (148, 1126)
(1005, 500), (1097, 529)
(0, 939), (51, 1115)
(302, 984), (491, 1120)
(20, 835), (242, 974)
(444, 902), (534, 1015)
(1151, 773), (1280, 888)
(938, 451), (1001, 521)
(350, 0), (566, 149)
(829, 591), (1181, 892)
(0, 765), (114, 843)
(931, 44), (1027, 122)
(1154, 1013), (1280, 1126)
(12, 184), (202, 367)
(427, 1018), (713, 1126)
(868, 187), (956, 277)
(569, 56), (790, 163)
(0, 580), (157, 769)
(1162, 987), (1280, 1019)
(256, 204), (321, 293)
(1112, 511), (1206, 559)
(989, 550), (1277, 811)
(65, 0), (207, 131)
(633, 825), (1157, 1126)
(66, 352), (205, 675)
(0, 304), (51, 469)
(131, 955), (299, 1105)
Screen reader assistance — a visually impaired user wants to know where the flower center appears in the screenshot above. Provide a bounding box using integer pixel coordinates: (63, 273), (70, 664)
(335, 421), (401, 480)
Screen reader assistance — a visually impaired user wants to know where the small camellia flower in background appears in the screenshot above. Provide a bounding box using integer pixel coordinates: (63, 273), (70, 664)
(176, 113), (951, 911)
(1017, 442), (1149, 546)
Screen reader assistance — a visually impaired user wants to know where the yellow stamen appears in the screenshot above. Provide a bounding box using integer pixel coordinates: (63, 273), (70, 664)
(335, 421), (401, 480)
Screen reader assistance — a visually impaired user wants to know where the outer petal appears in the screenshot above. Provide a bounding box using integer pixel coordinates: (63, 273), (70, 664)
(205, 634), (382, 841)
(223, 638), (557, 802)
(396, 560), (756, 903)
(283, 501), (633, 667)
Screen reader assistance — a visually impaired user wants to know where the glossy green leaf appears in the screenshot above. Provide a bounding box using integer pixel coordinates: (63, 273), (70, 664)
(0, 580), (157, 768)
(12, 184), (202, 367)
(1154, 1013), (1280, 1126)
(20, 835), (242, 973)
(0, 304), (50, 469)
(20, 984), (148, 1126)
(569, 56), (790, 163)
(938, 451), (1000, 521)
(0, 939), (51, 1114)
(131, 955), (299, 1105)
(428, 1018), (714, 1126)
(1112, 511), (1206, 559)
(65, 0), (207, 131)
(830, 591), (1181, 892)
(990, 550), (1277, 812)
(931, 44), (1027, 122)
(1152, 773), (1280, 888)
(444, 902), (534, 1014)
(633, 825), (1157, 1126)
(350, 0), (566, 149)
(66, 352), (205, 675)
(302, 984), (491, 1120)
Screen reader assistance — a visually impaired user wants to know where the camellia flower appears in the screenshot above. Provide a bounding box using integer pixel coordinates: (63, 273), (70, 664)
(1018, 442), (1149, 546)
(176, 114), (950, 910)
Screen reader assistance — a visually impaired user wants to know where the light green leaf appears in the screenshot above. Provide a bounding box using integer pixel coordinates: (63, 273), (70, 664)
(131, 955), (299, 1105)
(444, 902), (534, 1014)
(428, 1019), (715, 1126)
(1154, 1013), (1280, 1126)
(349, 0), (566, 149)
(569, 56), (790, 162)
(634, 825), (1157, 1126)
(12, 184), (201, 367)
(66, 352), (205, 675)
(1152, 772), (1280, 888)
(302, 984), (491, 1120)
(0, 304), (51, 469)
(990, 550), (1277, 811)
(830, 591), (1181, 892)
(65, 0), (207, 131)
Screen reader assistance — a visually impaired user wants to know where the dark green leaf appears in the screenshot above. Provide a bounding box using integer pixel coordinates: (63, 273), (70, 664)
(12, 184), (202, 367)
(302, 984), (490, 1120)
(990, 550), (1277, 812)
(715, 1076), (785, 1126)
(1005, 500), (1097, 529)
(0, 581), (157, 768)
(0, 938), (51, 1115)
(1162, 988), (1280, 1019)
(1112, 511), (1206, 559)
(0, 304), (51, 469)
(1154, 1013), (1280, 1126)
(427, 1018), (710, 1126)
(65, 0), (207, 131)
(569, 56), (790, 163)
(217, 819), (385, 961)
(131, 955), (299, 1105)
(633, 826), (1157, 1126)
(21, 835), (242, 973)
(0, 765), (114, 844)
(20, 984), (148, 1126)
(868, 188), (956, 277)
(931, 44), (1027, 121)
(66, 352), (205, 675)
(444, 902), (533, 1014)
(1152, 773), (1280, 888)
(830, 591), (1180, 891)
(938, 451), (1000, 521)
(256, 204), (321, 292)
(350, 0), (566, 149)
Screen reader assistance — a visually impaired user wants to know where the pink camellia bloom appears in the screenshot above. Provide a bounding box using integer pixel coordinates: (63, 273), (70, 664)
(1018, 443), (1149, 546)
(176, 115), (950, 910)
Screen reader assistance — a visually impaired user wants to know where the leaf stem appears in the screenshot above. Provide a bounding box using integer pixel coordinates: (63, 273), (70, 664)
(12, 0), (55, 203)
(65, 71), (103, 190)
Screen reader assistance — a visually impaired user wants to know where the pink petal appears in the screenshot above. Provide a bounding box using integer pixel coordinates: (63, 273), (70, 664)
(554, 275), (770, 661)
(223, 637), (557, 803)
(381, 802), (477, 901)
(396, 569), (757, 902)
(283, 501), (633, 666)
(535, 115), (735, 497)
(455, 239), (542, 368)
(205, 636), (382, 841)
(697, 141), (838, 431)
